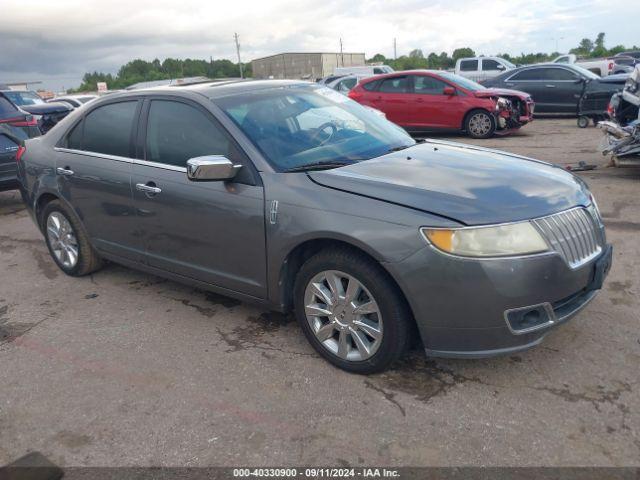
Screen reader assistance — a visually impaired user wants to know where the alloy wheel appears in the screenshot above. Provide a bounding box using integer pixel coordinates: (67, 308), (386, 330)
(468, 112), (493, 137)
(303, 270), (383, 361)
(46, 211), (79, 269)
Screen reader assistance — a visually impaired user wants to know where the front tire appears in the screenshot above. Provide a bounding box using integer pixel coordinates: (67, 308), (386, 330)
(294, 248), (411, 374)
(465, 110), (496, 139)
(42, 200), (103, 276)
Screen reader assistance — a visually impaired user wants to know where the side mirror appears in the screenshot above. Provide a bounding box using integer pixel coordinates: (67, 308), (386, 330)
(497, 64), (506, 70)
(443, 86), (456, 96)
(186, 155), (241, 181)
(574, 77), (585, 84)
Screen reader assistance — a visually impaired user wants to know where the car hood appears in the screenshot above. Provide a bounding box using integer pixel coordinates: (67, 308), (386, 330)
(474, 88), (530, 100)
(20, 102), (72, 115)
(308, 141), (590, 225)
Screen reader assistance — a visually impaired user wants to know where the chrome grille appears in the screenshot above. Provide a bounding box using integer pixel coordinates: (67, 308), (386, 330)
(533, 207), (604, 268)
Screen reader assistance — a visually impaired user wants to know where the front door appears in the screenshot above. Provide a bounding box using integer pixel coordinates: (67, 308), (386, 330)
(132, 98), (267, 298)
(406, 75), (463, 129)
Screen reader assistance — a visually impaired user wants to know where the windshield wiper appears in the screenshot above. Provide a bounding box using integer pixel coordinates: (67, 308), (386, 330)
(386, 139), (425, 153)
(284, 161), (349, 172)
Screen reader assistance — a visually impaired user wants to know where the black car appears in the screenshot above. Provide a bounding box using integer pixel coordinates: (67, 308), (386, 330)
(615, 51), (640, 62)
(0, 95), (41, 191)
(577, 73), (630, 127)
(483, 63), (601, 114)
(0, 90), (72, 133)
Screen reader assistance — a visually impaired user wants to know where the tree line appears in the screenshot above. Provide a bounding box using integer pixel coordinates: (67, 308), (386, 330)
(72, 57), (251, 92)
(369, 33), (637, 71)
(72, 32), (637, 92)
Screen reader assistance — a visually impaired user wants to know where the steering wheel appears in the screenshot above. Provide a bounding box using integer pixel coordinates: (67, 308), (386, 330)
(310, 122), (338, 145)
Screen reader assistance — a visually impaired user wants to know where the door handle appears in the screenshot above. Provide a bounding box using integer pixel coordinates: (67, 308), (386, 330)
(56, 167), (74, 176)
(415, 98), (424, 103)
(136, 182), (162, 195)
(545, 84), (556, 88)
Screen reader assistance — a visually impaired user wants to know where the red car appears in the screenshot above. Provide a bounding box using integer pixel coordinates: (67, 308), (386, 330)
(348, 70), (534, 138)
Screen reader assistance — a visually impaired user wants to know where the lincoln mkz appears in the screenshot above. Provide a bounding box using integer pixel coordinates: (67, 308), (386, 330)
(17, 80), (612, 373)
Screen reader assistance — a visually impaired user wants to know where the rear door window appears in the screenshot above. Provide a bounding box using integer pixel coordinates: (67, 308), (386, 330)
(459, 60), (478, 72)
(509, 68), (545, 81)
(82, 101), (138, 157)
(379, 76), (409, 93)
(546, 68), (578, 80)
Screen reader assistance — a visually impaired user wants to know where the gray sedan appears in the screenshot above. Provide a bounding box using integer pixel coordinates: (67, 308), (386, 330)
(17, 80), (612, 373)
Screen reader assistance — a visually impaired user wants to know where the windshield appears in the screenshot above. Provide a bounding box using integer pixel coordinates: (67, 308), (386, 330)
(2, 91), (46, 106)
(439, 72), (486, 91)
(216, 85), (415, 172)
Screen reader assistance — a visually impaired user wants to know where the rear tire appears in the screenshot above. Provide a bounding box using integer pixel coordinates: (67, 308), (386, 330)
(465, 110), (496, 139)
(41, 200), (103, 277)
(294, 248), (411, 374)
(577, 116), (590, 128)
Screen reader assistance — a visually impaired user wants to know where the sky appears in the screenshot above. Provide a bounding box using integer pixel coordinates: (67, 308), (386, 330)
(1, 0), (638, 92)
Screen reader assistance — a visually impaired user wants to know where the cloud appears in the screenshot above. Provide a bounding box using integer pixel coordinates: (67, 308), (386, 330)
(1, 0), (638, 91)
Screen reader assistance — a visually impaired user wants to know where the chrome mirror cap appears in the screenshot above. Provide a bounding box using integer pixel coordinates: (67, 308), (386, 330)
(186, 156), (242, 181)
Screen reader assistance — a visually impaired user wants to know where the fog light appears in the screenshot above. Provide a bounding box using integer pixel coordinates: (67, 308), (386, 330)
(505, 304), (554, 334)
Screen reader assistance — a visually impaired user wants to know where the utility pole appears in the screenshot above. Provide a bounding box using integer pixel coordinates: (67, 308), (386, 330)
(339, 37), (344, 66)
(393, 38), (397, 60)
(234, 32), (244, 79)
(552, 36), (564, 53)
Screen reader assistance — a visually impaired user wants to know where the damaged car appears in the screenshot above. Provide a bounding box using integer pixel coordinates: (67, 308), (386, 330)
(348, 70), (534, 138)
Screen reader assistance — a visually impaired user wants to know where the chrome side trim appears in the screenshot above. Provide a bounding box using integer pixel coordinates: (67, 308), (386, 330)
(134, 159), (187, 173)
(53, 147), (134, 163)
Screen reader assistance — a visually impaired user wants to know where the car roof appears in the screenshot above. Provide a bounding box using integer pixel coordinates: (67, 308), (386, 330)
(143, 79), (311, 99)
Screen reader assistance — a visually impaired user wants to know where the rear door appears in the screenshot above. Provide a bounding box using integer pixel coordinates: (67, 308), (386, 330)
(55, 99), (143, 260)
(374, 76), (411, 126)
(131, 97), (267, 298)
(406, 74), (463, 129)
(458, 59), (479, 80)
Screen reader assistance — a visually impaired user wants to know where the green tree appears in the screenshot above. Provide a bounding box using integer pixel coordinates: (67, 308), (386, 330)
(369, 53), (387, 63)
(452, 47), (475, 61)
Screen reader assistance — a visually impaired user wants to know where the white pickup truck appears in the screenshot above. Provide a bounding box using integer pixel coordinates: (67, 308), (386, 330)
(552, 54), (621, 76)
(454, 57), (516, 82)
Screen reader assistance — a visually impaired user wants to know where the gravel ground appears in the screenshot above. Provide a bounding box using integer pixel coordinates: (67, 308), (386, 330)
(0, 118), (638, 467)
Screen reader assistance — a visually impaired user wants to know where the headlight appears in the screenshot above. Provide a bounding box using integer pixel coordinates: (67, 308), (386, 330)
(421, 222), (549, 257)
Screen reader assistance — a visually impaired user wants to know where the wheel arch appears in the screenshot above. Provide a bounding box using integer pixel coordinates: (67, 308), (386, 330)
(461, 107), (495, 131)
(34, 192), (61, 230)
(277, 238), (416, 325)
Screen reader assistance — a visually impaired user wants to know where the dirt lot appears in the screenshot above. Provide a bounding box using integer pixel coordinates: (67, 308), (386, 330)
(0, 119), (639, 467)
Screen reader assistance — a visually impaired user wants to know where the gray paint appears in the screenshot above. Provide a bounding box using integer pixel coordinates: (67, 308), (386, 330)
(17, 80), (609, 357)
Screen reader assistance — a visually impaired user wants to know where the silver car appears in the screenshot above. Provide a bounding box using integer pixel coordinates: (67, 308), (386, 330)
(18, 80), (612, 373)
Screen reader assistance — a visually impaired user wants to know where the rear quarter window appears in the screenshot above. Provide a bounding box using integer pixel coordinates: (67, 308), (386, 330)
(362, 80), (380, 91)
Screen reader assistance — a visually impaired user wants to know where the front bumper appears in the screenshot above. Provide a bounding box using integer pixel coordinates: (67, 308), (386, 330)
(384, 243), (612, 358)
